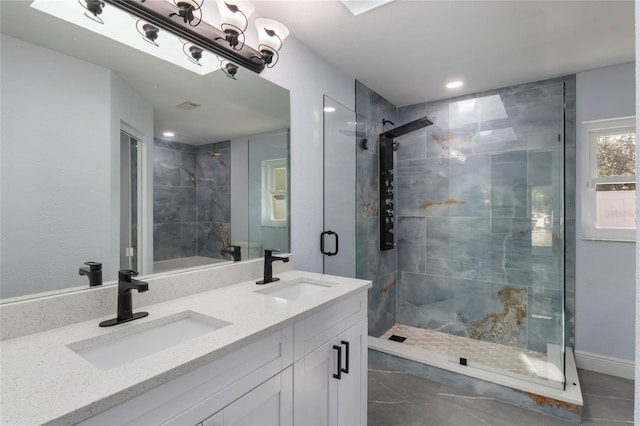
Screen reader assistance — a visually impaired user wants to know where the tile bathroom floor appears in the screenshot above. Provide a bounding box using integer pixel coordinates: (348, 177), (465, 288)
(368, 358), (634, 425)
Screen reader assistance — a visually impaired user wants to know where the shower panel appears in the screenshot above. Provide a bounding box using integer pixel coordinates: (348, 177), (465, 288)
(379, 116), (433, 250)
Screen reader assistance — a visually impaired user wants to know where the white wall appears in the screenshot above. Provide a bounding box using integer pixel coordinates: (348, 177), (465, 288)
(575, 62), (636, 365)
(0, 35), (112, 298)
(260, 36), (355, 273)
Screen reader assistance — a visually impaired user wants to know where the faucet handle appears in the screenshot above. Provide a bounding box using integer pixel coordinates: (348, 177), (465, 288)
(118, 269), (139, 282)
(84, 261), (102, 271)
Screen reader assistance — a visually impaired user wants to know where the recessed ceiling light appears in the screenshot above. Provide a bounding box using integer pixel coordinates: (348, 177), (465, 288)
(446, 81), (464, 89)
(324, 107), (336, 112)
(163, 131), (175, 137)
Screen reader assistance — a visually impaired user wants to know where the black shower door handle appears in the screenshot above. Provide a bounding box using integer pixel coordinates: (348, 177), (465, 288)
(320, 230), (339, 256)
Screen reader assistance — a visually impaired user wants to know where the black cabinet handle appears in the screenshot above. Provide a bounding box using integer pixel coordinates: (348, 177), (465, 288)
(340, 340), (350, 374)
(320, 230), (339, 256)
(333, 345), (342, 379)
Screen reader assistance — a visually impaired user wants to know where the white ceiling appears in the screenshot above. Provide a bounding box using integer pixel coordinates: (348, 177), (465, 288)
(253, 0), (635, 107)
(3, 0), (634, 137)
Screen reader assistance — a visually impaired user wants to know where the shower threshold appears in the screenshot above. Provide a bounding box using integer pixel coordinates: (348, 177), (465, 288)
(369, 326), (583, 423)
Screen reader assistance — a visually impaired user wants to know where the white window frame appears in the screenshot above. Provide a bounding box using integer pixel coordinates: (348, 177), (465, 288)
(261, 158), (288, 227)
(582, 116), (636, 242)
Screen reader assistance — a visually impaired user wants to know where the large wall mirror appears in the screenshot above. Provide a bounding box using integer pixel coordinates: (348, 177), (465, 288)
(0, 1), (291, 301)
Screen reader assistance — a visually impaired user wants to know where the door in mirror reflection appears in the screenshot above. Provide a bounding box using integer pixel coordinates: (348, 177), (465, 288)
(120, 131), (140, 271)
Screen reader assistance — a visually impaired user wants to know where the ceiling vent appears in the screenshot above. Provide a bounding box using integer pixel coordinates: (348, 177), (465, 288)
(176, 101), (200, 110)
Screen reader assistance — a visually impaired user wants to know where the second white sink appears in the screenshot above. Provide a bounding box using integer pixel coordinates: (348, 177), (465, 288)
(68, 311), (231, 370)
(255, 277), (336, 301)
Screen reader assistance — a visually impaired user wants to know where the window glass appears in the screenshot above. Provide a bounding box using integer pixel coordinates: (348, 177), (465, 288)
(582, 118), (636, 241)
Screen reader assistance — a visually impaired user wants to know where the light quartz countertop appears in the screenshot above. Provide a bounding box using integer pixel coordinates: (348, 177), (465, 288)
(1, 270), (371, 425)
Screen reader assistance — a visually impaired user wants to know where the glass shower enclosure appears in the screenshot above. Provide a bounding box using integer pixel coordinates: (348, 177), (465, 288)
(442, 83), (566, 389)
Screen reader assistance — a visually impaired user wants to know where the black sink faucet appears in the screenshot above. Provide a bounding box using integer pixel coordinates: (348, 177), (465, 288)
(256, 249), (290, 285)
(79, 261), (102, 286)
(99, 270), (149, 327)
(221, 245), (241, 262)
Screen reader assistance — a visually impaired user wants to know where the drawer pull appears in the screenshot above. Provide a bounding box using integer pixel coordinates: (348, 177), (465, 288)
(333, 345), (342, 380)
(340, 340), (350, 374)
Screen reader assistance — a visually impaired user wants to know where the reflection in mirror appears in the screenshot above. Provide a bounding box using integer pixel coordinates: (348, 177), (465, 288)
(0, 1), (290, 301)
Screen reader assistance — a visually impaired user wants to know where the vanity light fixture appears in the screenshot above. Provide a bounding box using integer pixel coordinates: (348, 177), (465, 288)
(136, 20), (160, 46)
(183, 42), (204, 65)
(79, 0), (105, 24)
(219, 58), (239, 79)
(255, 18), (289, 67)
(171, 0), (204, 26)
(98, 0), (289, 75)
(217, 1), (254, 50)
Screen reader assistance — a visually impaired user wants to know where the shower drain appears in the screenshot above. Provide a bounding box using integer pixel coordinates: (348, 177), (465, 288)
(388, 334), (406, 343)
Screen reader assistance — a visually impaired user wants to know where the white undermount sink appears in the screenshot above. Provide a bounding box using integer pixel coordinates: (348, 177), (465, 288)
(67, 311), (231, 370)
(255, 277), (337, 301)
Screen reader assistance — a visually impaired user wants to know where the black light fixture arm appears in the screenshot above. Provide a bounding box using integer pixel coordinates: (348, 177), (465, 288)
(103, 0), (266, 73)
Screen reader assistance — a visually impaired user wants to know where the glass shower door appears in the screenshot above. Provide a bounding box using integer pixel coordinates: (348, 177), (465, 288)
(322, 96), (360, 278)
(446, 83), (566, 389)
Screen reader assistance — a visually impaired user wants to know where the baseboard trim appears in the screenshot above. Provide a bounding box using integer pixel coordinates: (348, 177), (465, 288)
(574, 350), (634, 379)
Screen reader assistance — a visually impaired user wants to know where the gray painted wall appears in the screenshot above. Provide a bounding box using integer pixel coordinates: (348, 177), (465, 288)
(575, 62), (636, 361)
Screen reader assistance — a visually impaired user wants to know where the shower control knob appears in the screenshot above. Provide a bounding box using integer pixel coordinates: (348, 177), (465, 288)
(385, 199), (393, 206)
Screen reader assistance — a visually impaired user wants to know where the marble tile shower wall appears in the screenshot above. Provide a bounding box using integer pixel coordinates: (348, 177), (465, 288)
(393, 76), (576, 353)
(355, 80), (398, 337)
(153, 139), (231, 262)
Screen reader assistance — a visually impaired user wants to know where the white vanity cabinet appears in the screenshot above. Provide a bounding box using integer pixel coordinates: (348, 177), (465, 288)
(78, 328), (293, 426)
(292, 291), (368, 426)
(77, 288), (368, 426)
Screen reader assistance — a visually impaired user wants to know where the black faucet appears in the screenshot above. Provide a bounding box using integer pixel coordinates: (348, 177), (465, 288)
(221, 245), (241, 262)
(256, 249), (290, 285)
(99, 270), (149, 327)
(79, 261), (102, 286)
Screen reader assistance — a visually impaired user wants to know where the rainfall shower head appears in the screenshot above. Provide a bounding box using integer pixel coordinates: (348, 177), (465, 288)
(380, 116), (433, 139)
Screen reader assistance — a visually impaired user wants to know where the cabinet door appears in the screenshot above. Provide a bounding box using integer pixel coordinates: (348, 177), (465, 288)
(203, 368), (292, 426)
(336, 319), (367, 426)
(293, 340), (339, 426)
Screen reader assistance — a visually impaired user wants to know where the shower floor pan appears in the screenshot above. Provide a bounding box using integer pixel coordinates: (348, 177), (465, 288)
(370, 323), (583, 423)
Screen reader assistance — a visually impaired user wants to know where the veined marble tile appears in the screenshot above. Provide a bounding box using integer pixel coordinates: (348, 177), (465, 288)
(153, 145), (182, 187)
(154, 222), (181, 261)
(527, 287), (564, 352)
(448, 217), (492, 281)
(397, 217), (426, 273)
(490, 151), (528, 218)
(426, 100), (451, 159)
(197, 141), (231, 187)
(368, 272), (397, 337)
(180, 223), (197, 257)
(449, 153), (491, 217)
(425, 217), (449, 277)
(196, 221), (230, 258)
(356, 150), (378, 217)
(396, 158), (449, 217)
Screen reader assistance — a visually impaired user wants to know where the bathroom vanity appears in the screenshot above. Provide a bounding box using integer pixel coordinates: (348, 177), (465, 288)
(0, 267), (371, 425)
